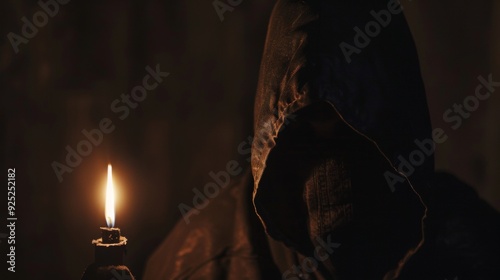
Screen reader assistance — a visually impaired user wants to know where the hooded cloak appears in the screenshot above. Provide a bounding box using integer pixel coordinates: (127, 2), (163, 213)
(143, 1), (500, 279)
(251, 0), (432, 278)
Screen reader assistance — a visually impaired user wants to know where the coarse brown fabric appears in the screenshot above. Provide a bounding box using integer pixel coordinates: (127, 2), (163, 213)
(143, 170), (282, 280)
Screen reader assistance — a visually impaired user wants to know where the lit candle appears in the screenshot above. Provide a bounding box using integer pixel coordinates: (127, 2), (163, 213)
(100, 164), (121, 243)
(82, 164), (135, 279)
(92, 164), (127, 265)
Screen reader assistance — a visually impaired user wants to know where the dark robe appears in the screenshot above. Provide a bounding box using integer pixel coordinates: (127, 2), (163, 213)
(143, 0), (500, 279)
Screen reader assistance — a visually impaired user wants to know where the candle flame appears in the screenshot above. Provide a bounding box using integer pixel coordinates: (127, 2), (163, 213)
(105, 164), (115, 228)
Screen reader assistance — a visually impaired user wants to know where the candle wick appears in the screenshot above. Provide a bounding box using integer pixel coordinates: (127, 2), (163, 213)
(106, 217), (114, 228)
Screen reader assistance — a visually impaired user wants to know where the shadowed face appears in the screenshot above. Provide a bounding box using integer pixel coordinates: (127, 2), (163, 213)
(258, 101), (422, 277)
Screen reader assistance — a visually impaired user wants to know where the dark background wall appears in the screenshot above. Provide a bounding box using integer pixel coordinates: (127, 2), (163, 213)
(1, 0), (499, 279)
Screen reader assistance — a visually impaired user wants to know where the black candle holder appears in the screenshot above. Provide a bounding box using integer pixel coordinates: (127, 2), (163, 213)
(80, 227), (136, 280)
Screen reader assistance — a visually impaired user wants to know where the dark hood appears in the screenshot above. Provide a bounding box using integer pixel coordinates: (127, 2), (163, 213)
(251, 0), (433, 279)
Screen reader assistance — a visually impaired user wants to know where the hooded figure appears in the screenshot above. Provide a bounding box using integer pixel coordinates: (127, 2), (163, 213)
(143, 0), (500, 279)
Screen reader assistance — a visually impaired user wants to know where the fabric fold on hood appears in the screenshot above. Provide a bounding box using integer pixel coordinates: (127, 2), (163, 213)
(251, 0), (434, 279)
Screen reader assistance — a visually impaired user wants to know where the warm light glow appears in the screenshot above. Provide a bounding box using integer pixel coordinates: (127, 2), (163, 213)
(105, 164), (115, 228)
